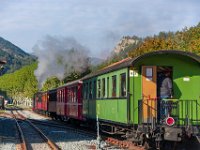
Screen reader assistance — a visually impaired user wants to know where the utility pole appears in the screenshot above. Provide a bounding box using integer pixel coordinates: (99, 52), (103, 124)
(96, 115), (101, 149)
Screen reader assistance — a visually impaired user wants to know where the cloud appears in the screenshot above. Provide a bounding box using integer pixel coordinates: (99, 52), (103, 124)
(0, 0), (199, 57)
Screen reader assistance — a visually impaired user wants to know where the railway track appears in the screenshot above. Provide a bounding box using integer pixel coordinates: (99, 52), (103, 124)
(11, 110), (61, 150)
(29, 118), (97, 138)
(15, 109), (147, 150)
(26, 115), (145, 149)
(20, 110), (146, 150)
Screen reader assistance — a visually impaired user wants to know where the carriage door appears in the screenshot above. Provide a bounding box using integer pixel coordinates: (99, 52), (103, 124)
(142, 66), (157, 123)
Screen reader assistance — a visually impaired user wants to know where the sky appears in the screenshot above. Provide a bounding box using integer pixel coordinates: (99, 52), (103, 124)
(0, 0), (200, 58)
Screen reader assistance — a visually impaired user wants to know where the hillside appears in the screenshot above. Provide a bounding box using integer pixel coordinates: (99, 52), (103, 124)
(96, 22), (200, 70)
(128, 23), (200, 57)
(0, 62), (38, 104)
(0, 37), (36, 73)
(113, 36), (142, 54)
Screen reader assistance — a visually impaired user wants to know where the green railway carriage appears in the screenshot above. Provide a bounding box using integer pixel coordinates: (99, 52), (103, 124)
(83, 50), (200, 146)
(130, 50), (200, 126)
(82, 58), (133, 127)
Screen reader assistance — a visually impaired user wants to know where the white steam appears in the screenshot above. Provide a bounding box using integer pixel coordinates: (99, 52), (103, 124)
(33, 35), (90, 88)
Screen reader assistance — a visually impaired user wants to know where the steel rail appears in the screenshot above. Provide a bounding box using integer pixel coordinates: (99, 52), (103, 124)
(11, 111), (27, 150)
(15, 111), (61, 150)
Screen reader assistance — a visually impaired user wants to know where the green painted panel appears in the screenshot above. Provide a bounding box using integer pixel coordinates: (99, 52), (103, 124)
(83, 99), (96, 119)
(88, 100), (96, 119)
(97, 99), (128, 123)
(129, 67), (141, 124)
(83, 99), (88, 116)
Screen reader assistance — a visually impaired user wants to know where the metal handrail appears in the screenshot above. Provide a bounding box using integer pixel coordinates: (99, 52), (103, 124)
(134, 99), (157, 112)
(137, 98), (200, 125)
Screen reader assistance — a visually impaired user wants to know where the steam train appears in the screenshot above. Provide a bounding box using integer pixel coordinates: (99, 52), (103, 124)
(33, 50), (200, 149)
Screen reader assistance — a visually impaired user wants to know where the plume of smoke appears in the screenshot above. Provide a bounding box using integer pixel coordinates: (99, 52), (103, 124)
(33, 35), (90, 89)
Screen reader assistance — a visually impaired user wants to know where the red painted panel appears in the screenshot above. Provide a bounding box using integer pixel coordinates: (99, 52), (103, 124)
(77, 83), (83, 119)
(56, 87), (67, 116)
(37, 102), (42, 110)
(67, 104), (78, 117)
(34, 93), (43, 111)
(41, 92), (48, 111)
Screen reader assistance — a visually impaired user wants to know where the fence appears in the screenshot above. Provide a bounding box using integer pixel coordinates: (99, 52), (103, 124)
(138, 98), (200, 126)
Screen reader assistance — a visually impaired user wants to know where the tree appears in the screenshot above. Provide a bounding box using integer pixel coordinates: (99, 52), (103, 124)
(41, 76), (61, 91)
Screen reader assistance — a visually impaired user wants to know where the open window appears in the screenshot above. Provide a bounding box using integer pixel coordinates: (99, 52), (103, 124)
(98, 79), (101, 98)
(102, 78), (105, 98)
(112, 75), (117, 97)
(120, 73), (126, 97)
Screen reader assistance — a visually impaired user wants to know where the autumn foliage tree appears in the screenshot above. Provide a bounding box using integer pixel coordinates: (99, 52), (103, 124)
(129, 23), (200, 57)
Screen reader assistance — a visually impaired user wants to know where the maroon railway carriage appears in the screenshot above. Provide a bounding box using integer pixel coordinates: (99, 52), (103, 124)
(56, 85), (67, 119)
(56, 80), (83, 121)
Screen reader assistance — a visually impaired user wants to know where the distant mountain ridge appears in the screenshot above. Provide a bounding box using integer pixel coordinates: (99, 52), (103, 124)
(89, 57), (104, 66)
(0, 37), (36, 73)
(113, 36), (141, 54)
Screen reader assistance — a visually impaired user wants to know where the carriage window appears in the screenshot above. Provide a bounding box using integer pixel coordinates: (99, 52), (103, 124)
(59, 90), (62, 102)
(72, 87), (75, 102)
(89, 81), (92, 99)
(120, 73), (126, 97)
(98, 79), (101, 98)
(107, 77), (109, 98)
(62, 90), (64, 102)
(83, 83), (85, 99)
(70, 88), (74, 102)
(69, 88), (72, 102)
(112, 75), (117, 97)
(60, 90), (62, 102)
(93, 80), (96, 99)
(85, 83), (88, 99)
(68, 89), (70, 102)
(57, 90), (60, 102)
(74, 87), (77, 102)
(67, 89), (69, 102)
(39, 94), (42, 102)
(72, 88), (74, 102)
(63, 89), (65, 102)
(102, 78), (105, 97)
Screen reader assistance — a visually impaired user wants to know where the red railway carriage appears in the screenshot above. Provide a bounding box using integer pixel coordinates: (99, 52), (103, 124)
(33, 91), (48, 114)
(56, 80), (83, 121)
(33, 92), (41, 111)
